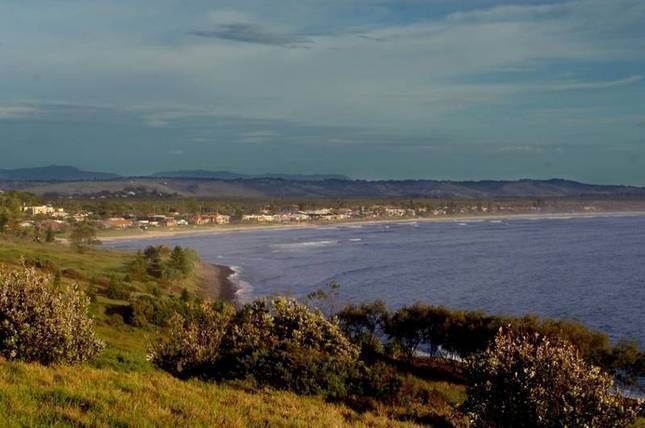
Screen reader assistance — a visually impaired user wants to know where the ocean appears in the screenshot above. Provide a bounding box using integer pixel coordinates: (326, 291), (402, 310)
(108, 214), (645, 346)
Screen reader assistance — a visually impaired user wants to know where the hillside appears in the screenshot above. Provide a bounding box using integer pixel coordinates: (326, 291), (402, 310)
(3, 176), (645, 200)
(0, 361), (409, 427)
(152, 170), (350, 181)
(0, 166), (119, 182)
(0, 237), (456, 426)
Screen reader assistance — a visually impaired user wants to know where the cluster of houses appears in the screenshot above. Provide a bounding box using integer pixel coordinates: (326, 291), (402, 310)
(18, 204), (233, 232)
(18, 205), (90, 232)
(99, 213), (232, 230)
(17, 201), (523, 232)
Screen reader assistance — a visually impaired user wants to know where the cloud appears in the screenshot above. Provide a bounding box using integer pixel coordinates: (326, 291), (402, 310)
(545, 75), (643, 91)
(188, 23), (311, 48)
(445, 3), (568, 24)
(0, 106), (39, 119)
(145, 119), (170, 127)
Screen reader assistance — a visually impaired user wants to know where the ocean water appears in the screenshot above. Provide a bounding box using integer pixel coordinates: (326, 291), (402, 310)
(109, 215), (645, 345)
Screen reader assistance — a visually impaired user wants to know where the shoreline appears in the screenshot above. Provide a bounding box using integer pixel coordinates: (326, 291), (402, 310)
(99, 210), (645, 243)
(197, 262), (238, 303)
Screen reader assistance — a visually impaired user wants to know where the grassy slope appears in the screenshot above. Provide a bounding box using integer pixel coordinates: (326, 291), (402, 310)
(0, 236), (130, 280)
(0, 236), (420, 426)
(0, 361), (411, 427)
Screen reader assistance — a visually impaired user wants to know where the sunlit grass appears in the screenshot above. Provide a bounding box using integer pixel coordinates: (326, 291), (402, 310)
(0, 361), (416, 427)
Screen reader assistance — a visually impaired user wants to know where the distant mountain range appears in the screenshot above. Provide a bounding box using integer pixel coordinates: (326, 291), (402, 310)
(1, 165), (644, 199)
(151, 170), (350, 181)
(0, 166), (347, 182)
(0, 166), (119, 181)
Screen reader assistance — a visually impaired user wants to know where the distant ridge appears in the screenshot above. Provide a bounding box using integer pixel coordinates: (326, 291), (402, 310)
(0, 165), (119, 181)
(1, 175), (644, 199)
(152, 170), (350, 181)
(1, 166), (644, 199)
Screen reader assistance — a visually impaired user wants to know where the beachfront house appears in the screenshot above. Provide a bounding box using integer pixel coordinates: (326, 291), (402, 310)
(100, 218), (134, 229)
(242, 214), (276, 223)
(23, 205), (55, 216)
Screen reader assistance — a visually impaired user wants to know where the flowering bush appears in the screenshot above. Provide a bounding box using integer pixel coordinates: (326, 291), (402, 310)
(464, 328), (640, 427)
(150, 297), (360, 396)
(0, 264), (104, 364)
(221, 298), (360, 396)
(149, 301), (235, 377)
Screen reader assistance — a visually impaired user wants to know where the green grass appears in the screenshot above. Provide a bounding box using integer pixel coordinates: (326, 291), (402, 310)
(0, 361), (418, 427)
(0, 235), (130, 280)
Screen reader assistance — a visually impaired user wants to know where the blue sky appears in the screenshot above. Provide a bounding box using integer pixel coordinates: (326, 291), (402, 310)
(1, 0), (644, 183)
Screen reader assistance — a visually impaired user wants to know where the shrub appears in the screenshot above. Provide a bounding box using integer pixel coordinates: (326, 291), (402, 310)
(220, 298), (361, 396)
(149, 301), (235, 377)
(358, 362), (403, 400)
(125, 295), (179, 328)
(0, 264), (104, 364)
(464, 328), (640, 427)
(24, 255), (57, 272)
(151, 297), (361, 397)
(104, 276), (132, 300)
(138, 246), (197, 281)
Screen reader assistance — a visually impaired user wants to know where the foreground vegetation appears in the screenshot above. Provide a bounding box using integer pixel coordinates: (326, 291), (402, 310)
(0, 361), (412, 427)
(0, 236), (435, 426)
(0, 233), (643, 426)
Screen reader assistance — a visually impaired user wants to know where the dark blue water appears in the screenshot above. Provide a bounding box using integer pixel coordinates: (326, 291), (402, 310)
(109, 215), (645, 345)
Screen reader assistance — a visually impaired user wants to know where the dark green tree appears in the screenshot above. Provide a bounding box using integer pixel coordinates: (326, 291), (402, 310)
(70, 223), (98, 252)
(45, 226), (56, 243)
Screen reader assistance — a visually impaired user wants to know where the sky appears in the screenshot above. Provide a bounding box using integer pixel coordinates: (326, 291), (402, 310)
(1, 0), (644, 184)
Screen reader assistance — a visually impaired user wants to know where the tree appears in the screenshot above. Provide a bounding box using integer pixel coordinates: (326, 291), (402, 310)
(45, 226), (56, 243)
(70, 223), (98, 252)
(127, 251), (148, 280)
(384, 304), (436, 360)
(170, 246), (194, 277)
(306, 280), (341, 318)
(464, 328), (640, 427)
(336, 300), (389, 361)
(0, 209), (9, 232)
(337, 300), (388, 342)
(143, 246), (164, 278)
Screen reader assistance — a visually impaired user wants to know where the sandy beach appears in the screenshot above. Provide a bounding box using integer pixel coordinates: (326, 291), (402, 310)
(196, 262), (237, 302)
(99, 210), (645, 243)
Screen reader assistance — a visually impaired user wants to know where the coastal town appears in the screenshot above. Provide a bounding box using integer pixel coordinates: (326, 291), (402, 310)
(12, 199), (546, 236)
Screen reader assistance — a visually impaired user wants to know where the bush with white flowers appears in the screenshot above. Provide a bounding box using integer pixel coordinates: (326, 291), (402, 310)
(0, 264), (104, 364)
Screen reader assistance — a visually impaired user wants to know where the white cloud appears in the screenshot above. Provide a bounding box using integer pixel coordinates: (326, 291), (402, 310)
(208, 10), (254, 25)
(0, 106), (39, 119)
(544, 75), (643, 91)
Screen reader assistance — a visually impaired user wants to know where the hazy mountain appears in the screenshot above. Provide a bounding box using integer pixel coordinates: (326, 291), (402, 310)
(0, 165), (119, 181)
(3, 175), (645, 199)
(152, 170), (350, 181)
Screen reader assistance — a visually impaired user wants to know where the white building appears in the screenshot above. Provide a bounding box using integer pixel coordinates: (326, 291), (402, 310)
(242, 214), (276, 223)
(214, 214), (231, 224)
(23, 205), (55, 216)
